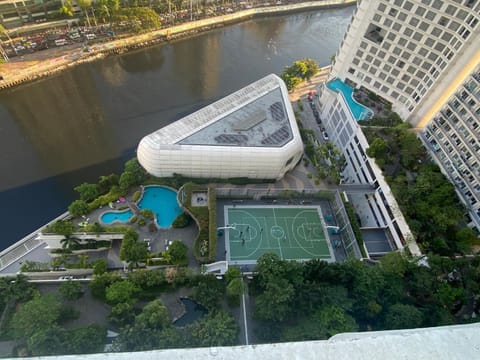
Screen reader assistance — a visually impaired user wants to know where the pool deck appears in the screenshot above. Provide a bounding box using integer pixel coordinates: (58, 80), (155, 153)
(0, 186), (199, 275)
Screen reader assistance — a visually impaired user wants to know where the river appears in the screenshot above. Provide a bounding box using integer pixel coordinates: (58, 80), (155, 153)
(0, 6), (354, 250)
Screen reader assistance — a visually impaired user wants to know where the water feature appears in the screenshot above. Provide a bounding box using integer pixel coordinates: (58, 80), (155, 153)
(174, 298), (207, 327)
(326, 78), (373, 121)
(0, 6), (355, 250)
(100, 209), (134, 224)
(138, 186), (182, 228)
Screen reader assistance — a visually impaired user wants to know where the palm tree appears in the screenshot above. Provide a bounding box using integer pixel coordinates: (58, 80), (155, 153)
(61, 236), (80, 250)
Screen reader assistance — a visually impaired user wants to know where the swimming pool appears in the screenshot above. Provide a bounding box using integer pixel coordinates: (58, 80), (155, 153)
(138, 186), (183, 228)
(100, 209), (134, 224)
(326, 78), (373, 121)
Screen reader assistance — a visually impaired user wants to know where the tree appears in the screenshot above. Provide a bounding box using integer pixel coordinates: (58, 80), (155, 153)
(188, 310), (238, 347)
(45, 220), (75, 236)
(65, 325), (106, 354)
(74, 182), (98, 202)
(68, 200), (89, 217)
(127, 268), (166, 290)
(114, 300), (171, 351)
(167, 240), (188, 264)
(366, 137), (388, 160)
(108, 302), (135, 327)
(92, 259), (108, 275)
(105, 280), (139, 305)
(226, 277), (243, 307)
(59, 0), (74, 17)
(27, 325), (66, 356)
(11, 294), (63, 339)
(193, 274), (225, 310)
(60, 236), (80, 250)
(384, 303), (423, 330)
(124, 158), (146, 183)
(89, 272), (121, 300)
(120, 229), (148, 268)
(254, 278), (294, 322)
(59, 280), (84, 301)
(135, 300), (170, 330)
(119, 171), (136, 191)
(77, 0), (93, 27)
(301, 58), (319, 80)
(455, 227), (479, 253)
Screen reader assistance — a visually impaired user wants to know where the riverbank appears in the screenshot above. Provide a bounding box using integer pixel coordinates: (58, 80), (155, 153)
(0, 0), (355, 91)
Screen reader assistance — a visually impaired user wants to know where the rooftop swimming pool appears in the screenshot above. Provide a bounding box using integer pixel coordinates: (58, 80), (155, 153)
(138, 186), (183, 228)
(100, 209), (134, 224)
(100, 186), (182, 227)
(326, 78), (373, 121)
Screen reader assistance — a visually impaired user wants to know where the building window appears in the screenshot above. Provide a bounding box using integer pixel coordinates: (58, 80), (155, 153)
(431, 27), (442, 37)
(404, 28), (413, 37)
(407, 41), (416, 51)
(445, 5), (456, 16)
(432, 0), (443, 10)
(419, 21), (429, 31)
(425, 11), (436, 21)
(409, 18), (419, 27)
(441, 32), (452, 42)
(377, 3), (386, 11)
(364, 24), (386, 45)
(413, 32), (423, 41)
(448, 21), (460, 31)
(425, 38), (435, 47)
(352, 58), (360, 65)
(401, 51), (411, 60)
(404, 1), (413, 10)
(387, 32), (396, 41)
(398, 12), (407, 22)
(415, 6), (426, 16)
(348, 67), (355, 74)
(438, 16), (449, 27)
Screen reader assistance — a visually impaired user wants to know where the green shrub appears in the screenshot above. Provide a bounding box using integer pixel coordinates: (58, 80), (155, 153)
(172, 213), (191, 228)
(140, 209), (154, 220)
(343, 201), (367, 258)
(132, 190), (142, 202)
(44, 220), (75, 236)
(138, 218), (146, 226)
(129, 215), (138, 224)
(92, 259), (108, 275)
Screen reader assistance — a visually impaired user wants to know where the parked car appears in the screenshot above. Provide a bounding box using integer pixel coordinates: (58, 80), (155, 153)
(54, 38), (68, 46)
(85, 33), (96, 40)
(322, 131), (329, 141)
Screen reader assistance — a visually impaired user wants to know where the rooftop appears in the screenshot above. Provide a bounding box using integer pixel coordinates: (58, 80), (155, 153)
(140, 74), (294, 149)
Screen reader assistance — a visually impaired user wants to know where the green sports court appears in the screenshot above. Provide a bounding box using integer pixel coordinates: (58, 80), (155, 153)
(224, 205), (334, 264)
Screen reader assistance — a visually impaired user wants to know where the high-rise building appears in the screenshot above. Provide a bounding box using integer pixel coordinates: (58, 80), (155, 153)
(321, 0), (480, 231)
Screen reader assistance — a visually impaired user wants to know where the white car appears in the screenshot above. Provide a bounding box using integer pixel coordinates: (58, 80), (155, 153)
(322, 131), (329, 141)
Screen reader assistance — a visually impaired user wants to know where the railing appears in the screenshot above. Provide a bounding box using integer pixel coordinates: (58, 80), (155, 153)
(0, 211), (70, 272)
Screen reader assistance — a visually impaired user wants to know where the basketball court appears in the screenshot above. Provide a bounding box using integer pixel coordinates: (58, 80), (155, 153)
(223, 205), (335, 265)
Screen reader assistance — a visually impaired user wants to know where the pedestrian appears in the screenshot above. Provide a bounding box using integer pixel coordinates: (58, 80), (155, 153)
(240, 231), (243, 237)
(242, 239), (245, 246)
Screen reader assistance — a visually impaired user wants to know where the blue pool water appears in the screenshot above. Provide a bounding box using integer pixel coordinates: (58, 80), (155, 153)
(326, 78), (373, 121)
(138, 186), (182, 228)
(100, 209), (134, 224)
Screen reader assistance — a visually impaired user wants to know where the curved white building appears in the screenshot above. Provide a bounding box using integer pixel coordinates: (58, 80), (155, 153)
(137, 74), (304, 180)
